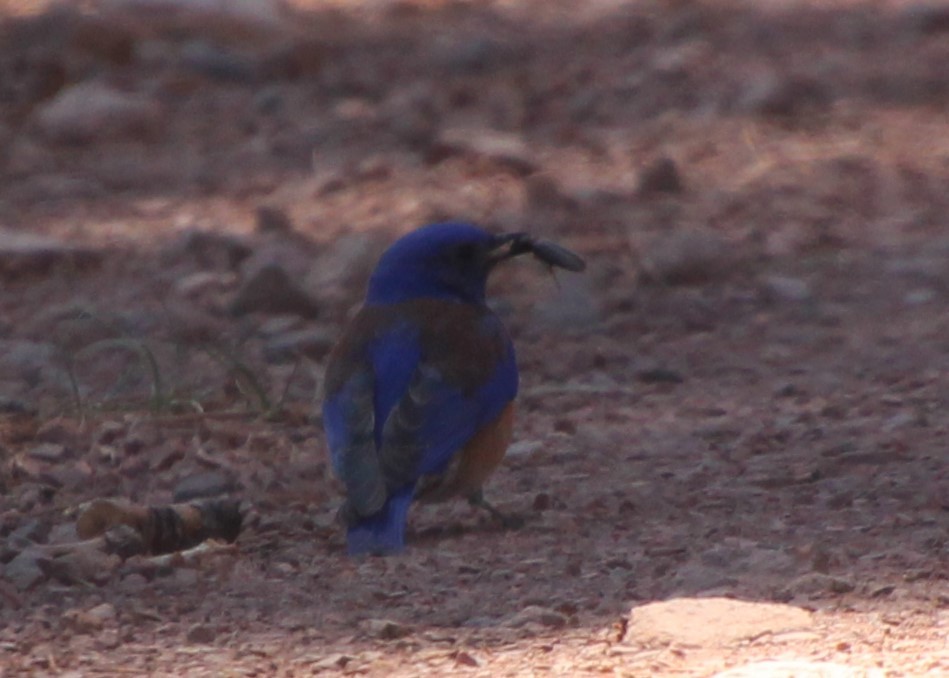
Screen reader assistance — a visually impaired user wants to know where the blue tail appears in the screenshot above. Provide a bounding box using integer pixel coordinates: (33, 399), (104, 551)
(346, 488), (413, 556)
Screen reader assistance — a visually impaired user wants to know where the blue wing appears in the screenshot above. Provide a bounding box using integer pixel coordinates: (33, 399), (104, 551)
(322, 309), (517, 554)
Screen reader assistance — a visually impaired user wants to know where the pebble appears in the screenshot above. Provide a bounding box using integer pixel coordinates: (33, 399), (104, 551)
(625, 597), (813, 646)
(763, 275), (813, 303)
(230, 263), (321, 318)
(263, 327), (336, 363)
(35, 81), (162, 144)
(173, 470), (236, 502)
(185, 623), (217, 644)
(641, 227), (732, 285)
(637, 156), (684, 196)
(360, 618), (411, 640)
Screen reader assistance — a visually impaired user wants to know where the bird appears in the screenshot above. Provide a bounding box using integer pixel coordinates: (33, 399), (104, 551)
(321, 222), (584, 555)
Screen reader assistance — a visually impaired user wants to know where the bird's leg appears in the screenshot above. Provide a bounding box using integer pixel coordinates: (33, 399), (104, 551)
(467, 489), (524, 530)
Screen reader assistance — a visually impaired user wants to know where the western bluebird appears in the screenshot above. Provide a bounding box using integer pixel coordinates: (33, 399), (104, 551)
(322, 222), (584, 555)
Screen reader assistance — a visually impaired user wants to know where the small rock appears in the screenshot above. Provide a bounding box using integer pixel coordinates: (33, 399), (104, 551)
(306, 233), (386, 294)
(35, 81), (162, 144)
(260, 37), (325, 80)
(167, 229), (253, 271)
(9, 518), (50, 544)
(624, 598), (813, 646)
(524, 174), (577, 212)
(360, 618), (411, 640)
(783, 573), (855, 598)
(0, 340), (57, 386)
(904, 288), (936, 306)
(87, 602), (117, 625)
(263, 327), (336, 363)
(101, 0), (287, 30)
(902, 3), (949, 35)
(180, 41), (256, 82)
(637, 156), (684, 196)
(504, 606), (567, 629)
(439, 36), (511, 74)
(507, 440), (543, 457)
(0, 229), (102, 280)
(253, 85), (284, 114)
(532, 493), (551, 511)
(28, 443), (68, 463)
(64, 605), (113, 634)
(635, 367), (685, 384)
(173, 471), (236, 502)
(763, 275), (812, 302)
(431, 128), (538, 175)
(185, 623), (216, 644)
(174, 271), (238, 299)
(641, 228), (732, 285)
(35, 419), (82, 446)
(49, 547), (120, 586)
(534, 276), (601, 329)
(386, 85), (439, 149)
(3, 550), (48, 590)
(231, 263), (320, 318)
(736, 73), (829, 118)
(255, 206), (294, 235)
(712, 660), (885, 678)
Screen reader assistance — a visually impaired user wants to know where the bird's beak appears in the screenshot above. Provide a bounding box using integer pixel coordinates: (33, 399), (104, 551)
(487, 232), (533, 268)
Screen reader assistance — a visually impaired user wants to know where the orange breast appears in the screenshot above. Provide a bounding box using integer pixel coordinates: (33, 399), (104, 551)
(416, 403), (515, 502)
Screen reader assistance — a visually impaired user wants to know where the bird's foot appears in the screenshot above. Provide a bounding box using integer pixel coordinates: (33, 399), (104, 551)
(468, 491), (524, 530)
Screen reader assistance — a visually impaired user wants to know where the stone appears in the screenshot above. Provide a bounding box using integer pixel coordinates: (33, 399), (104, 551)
(637, 156), (684, 196)
(180, 41), (256, 82)
(260, 38), (325, 80)
(9, 518), (50, 544)
(360, 618), (411, 640)
(101, 0), (287, 30)
(167, 229), (253, 271)
(504, 606), (568, 629)
(231, 263), (320, 318)
(736, 73), (829, 118)
(0, 340), (57, 386)
(432, 128), (539, 175)
(174, 271), (237, 299)
(712, 660), (885, 678)
(3, 550), (48, 590)
(534, 276), (602, 330)
(306, 233), (386, 295)
(904, 288), (936, 306)
(763, 275), (812, 302)
(27, 443), (68, 463)
(255, 206), (294, 235)
(0, 229), (102, 280)
(782, 573), (856, 599)
(641, 228), (733, 285)
(49, 547), (120, 586)
(173, 471), (236, 502)
(185, 623), (216, 644)
(439, 36), (512, 74)
(35, 81), (161, 144)
(64, 605), (114, 634)
(902, 3), (949, 35)
(624, 597), (813, 647)
(263, 327), (336, 363)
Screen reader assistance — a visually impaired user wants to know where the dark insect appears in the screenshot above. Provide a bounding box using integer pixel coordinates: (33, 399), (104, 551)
(504, 233), (586, 272)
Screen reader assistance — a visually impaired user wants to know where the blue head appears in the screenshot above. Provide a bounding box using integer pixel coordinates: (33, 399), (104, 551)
(366, 222), (515, 306)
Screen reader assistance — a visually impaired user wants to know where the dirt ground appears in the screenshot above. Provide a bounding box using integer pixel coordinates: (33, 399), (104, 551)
(0, 0), (947, 675)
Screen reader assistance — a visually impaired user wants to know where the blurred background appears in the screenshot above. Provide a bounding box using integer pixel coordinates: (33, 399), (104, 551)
(0, 0), (947, 675)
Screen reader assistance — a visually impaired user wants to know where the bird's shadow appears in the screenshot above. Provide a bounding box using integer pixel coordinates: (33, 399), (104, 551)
(410, 510), (531, 545)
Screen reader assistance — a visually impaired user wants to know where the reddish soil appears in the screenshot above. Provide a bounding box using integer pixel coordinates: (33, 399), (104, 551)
(0, 1), (947, 675)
